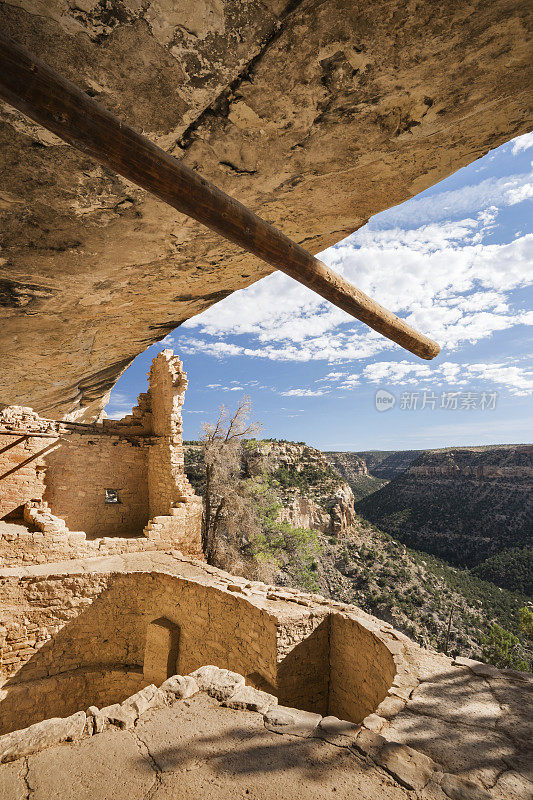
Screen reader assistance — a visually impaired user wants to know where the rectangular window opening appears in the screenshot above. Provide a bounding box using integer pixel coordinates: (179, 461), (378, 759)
(105, 488), (120, 504)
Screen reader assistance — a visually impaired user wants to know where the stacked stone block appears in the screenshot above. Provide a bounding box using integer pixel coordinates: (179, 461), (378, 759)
(0, 349), (203, 562)
(0, 555), (404, 736)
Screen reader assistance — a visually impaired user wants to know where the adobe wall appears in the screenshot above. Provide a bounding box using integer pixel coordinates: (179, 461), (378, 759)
(145, 351), (196, 518)
(0, 422), (150, 539)
(0, 568), (279, 734)
(0, 554), (405, 735)
(43, 434), (149, 538)
(0, 429), (50, 519)
(329, 613), (396, 724)
(0, 350), (203, 559)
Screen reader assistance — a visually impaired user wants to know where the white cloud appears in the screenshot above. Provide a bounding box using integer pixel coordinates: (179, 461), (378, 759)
(181, 333), (387, 363)
(362, 361), (434, 384)
(506, 182), (533, 205)
(179, 223), (532, 361)
(463, 363), (533, 396)
(279, 388), (329, 397)
(316, 371), (347, 382)
(339, 373), (361, 389)
(352, 360), (533, 396)
(176, 167), (532, 367)
(181, 339), (246, 358)
(369, 172), (533, 228)
(104, 391), (134, 419)
(511, 131), (533, 155)
(203, 380), (268, 392)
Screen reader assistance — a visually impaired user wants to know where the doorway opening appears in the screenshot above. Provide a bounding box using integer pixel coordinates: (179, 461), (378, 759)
(143, 617), (180, 685)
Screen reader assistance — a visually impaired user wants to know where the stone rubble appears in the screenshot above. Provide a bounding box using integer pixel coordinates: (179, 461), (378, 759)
(190, 665), (246, 701)
(159, 674), (199, 700)
(0, 711), (86, 763)
(264, 705), (323, 738)
(222, 684), (277, 714)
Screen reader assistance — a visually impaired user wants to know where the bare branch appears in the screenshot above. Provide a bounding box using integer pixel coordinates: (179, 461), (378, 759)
(200, 395), (262, 563)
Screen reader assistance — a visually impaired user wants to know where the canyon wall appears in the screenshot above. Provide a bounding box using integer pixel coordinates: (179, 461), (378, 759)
(356, 445), (533, 567)
(182, 439), (357, 536)
(244, 440), (356, 535)
(325, 450), (425, 500)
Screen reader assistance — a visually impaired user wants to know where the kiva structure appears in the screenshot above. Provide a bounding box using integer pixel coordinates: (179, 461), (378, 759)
(0, 350), (202, 564)
(0, 552), (531, 800)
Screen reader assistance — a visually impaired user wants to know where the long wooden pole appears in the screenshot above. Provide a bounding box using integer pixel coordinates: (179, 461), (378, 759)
(0, 32), (440, 360)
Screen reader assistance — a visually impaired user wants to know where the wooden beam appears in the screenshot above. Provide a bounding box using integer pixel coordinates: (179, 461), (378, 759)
(0, 32), (440, 360)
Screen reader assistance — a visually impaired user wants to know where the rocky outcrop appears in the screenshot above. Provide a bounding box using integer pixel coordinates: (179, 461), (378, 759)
(325, 450), (431, 501)
(278, 495), (332, 533)
(0, 0), (531, 418)
(325, 452), (369, 481)
(185, 439), (356, 536)
(354, 451), (425, 480)
(356, 445), (533, 569)
(277, 486), (355, 536)
(325, 451), (389, 501)
(243, 440), (356, 535)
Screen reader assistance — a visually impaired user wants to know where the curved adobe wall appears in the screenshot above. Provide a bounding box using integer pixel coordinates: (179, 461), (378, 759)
(0, 567), (398, 734)
(0, 570), (279, 734)
(329, 614), (396, 723)
(0, 667), (145, 735)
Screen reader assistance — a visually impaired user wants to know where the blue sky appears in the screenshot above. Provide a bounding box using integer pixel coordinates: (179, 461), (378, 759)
(107, 132), (533, 450)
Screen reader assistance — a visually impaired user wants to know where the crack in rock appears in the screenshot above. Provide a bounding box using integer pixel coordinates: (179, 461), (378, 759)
(129, 728), (164, 800)
(178, 0), (308, 149)
(23, 756), (33, 800)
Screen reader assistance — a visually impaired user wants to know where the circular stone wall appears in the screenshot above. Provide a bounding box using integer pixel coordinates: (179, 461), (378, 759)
(0, 566), (398, 734)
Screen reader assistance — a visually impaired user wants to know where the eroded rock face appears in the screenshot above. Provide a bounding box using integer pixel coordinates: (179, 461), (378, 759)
(244, 440), (356, 535)
(0, 0), (531, 418)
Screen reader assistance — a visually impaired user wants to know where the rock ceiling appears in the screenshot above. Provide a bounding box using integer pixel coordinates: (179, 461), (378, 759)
(0, 0), (531, 419)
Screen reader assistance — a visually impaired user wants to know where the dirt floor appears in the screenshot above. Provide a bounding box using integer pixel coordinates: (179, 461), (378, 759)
(0, 693), (417, 800)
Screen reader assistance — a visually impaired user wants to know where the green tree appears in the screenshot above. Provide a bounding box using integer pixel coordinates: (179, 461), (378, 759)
(519, 605), (533, 638)
(481, 623), (531, 672)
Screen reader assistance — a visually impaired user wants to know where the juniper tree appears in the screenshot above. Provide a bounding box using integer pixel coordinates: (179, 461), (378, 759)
(200, 395), (261, 564)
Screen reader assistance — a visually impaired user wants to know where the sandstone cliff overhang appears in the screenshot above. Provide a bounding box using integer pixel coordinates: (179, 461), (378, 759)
(0, 0), (531, 418)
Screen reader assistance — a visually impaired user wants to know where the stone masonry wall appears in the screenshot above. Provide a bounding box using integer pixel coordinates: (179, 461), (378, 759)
(0, 350), (203, 558)
(276, 613), (331, 715)
(0, 569), (280, 733)
(43, 434), (149, 538)
(329, 613), (396, 723)
(0, 422), (150, 539)
(0, 431), (52, 519)
(145, 351), (196, 518)
(0, 555), (401, 734)
(0, 668), (145, 736)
